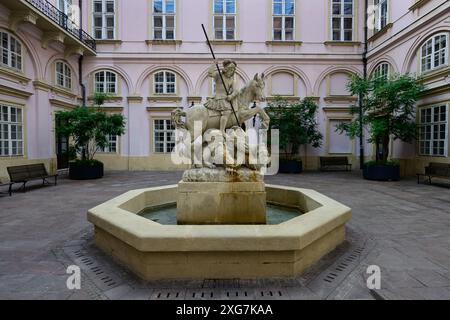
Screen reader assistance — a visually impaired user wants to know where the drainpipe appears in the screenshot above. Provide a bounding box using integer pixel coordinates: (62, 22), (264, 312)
(359, 0), (368, 170)
(78, 0), (87, 106)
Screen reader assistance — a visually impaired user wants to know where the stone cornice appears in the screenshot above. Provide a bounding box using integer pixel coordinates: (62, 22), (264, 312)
(324, 96), (358, 103)
(209, 40), (243, 45)
(148, 96), (182, 103)
(146, 40), (182, 45)
(266, 41), (303, 46)
(49, 98), (77, 109)
(368, 23), (393, 43)
(146, 107), (178, 112)
(32, 80), (52, 91)
(266, 96), (301, 102)
(52, 85), (78, 99)
(409, 0), (432, 11)
(127, 96), (144, 103)
(0, 84), (33, 99)
(420, 83), (450, 98)
(324, 41), (361, 47)
(94, 106), (124, 112)
(420, 66), (450, 82)
(96, 39), (123, 45)
(0, 66), (31, 84)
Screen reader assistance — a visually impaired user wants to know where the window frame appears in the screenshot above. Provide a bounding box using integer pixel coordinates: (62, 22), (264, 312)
(153, 119), (175, 154)
(374, 0), (389, 32)
(0, 104), (24, 157)
(272, 0), (296, 41)
(92, 0), (116, 40)
(55, 61), (72, 90)
(331, 0), (354, 42)
(213, 0), (236, 41)
(153, 70), (177, 95)
(420, 33), (449, 74)
(418, 103), (449, 157)
(152, 0), (176, 40)
(0, 30), (23, 72)
(98, 134), (118, 153)
(372, 62), (390, 81)
(94, 70), (118, 94)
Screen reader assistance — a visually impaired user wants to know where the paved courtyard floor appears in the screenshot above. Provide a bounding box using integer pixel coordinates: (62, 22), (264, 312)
(0, 171), (449, 300)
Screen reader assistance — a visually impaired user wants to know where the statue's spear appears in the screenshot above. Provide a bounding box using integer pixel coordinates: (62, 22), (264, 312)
(201, 24), (240, 126)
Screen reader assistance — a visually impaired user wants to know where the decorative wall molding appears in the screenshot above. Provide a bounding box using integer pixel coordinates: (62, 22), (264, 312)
(148, 96), (182, 103)
(0, 84), (33, 99)
(9, 11), (38, 32)
(0, 67), (31, 84)
(41, 31), (65, 49)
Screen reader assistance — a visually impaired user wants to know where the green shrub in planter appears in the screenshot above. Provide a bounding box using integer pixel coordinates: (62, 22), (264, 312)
(266, 97), (322, 174)
(56, 93), (126, 180)
(337, 74), (424, 181)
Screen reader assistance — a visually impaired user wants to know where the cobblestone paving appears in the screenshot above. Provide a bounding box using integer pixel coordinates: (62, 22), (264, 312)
(0, 171), (449, 300)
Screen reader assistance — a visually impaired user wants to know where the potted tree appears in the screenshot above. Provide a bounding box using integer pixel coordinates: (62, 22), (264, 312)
(266, 97), (323, 173)
(337, 74), (424, 181)
(56, 93), (126, 180)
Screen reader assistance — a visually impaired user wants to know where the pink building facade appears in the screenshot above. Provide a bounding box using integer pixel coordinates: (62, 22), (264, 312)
(0, 0), (449, 180)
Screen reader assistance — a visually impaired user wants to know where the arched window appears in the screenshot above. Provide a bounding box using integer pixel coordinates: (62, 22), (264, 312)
(94, 70), (117, 94)
(154, 71), (176, 94)
(420, 33), (448, 73)
(372, 62), (389, 81)
(56, 61), (72, 89)
(0, 30), (22, 71)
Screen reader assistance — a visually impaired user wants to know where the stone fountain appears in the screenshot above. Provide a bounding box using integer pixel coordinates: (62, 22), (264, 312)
(87, 63), (351, 280)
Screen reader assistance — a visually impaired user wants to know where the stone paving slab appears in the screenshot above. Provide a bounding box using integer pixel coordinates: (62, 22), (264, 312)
(0, 170), (449, 300)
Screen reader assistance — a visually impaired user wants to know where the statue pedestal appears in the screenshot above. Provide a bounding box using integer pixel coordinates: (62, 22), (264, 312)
(177, 181), (266, 225)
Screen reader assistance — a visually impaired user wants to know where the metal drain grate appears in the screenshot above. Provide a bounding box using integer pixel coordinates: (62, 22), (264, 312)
(150, 289), (186, 300)
(64, 246), (123, 292)
(322, 245), (365, 284)
(202, 279), (240, 289)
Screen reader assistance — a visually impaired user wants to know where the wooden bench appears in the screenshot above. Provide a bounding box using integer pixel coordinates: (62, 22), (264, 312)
(0, 181), (13, 196)
(417, 162), (450, 185)
(7, 164), (58, 193)
(320, 157), (352, 172)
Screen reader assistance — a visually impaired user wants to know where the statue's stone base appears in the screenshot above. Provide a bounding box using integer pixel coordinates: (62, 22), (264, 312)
(182, 167), (263, 183)
(177, 181), (266, 225)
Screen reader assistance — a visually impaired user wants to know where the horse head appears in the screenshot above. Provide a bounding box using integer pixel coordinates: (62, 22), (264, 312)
(251, 73), (266, 103)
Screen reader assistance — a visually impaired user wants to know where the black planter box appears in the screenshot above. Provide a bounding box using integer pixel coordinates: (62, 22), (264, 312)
(279, 159), (303, 174)
(363, 164), (400, 181)
(69, 162), (104, 180)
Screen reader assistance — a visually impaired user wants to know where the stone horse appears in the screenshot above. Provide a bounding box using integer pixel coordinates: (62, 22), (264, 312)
(171, 73), (269, 143)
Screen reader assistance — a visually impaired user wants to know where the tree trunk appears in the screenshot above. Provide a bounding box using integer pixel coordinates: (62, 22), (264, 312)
(375, 138), (380, 162)
(382, 134), (390, 163)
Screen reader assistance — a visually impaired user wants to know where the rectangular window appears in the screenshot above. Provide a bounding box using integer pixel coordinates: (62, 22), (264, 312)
(0, 105), (23, 156)
(93, 0), (116, 39)
(0, 31), (22, 71)
(98, 134), (118, 153)
(331, 0), (353, 41)
(419, 104), (448, 157)
(374, 0), (388, 32)
(213, 0), (236, 40)
(273, 0), (295, 41)
(154, 119), (175, 153)
(153, 0), (176, 40)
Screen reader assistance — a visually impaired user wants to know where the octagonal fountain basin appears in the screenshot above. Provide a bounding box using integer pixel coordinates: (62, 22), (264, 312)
(87, 184), (351, 280)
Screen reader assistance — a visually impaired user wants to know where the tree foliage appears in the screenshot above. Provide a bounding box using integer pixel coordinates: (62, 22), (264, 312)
(56, 94), (126, 161)
(336, 74), (424, 163)
(266, 97), (323, 159)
